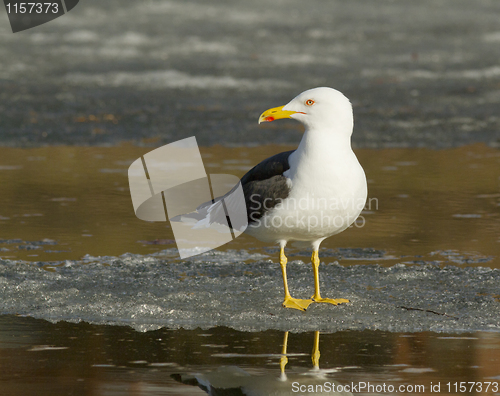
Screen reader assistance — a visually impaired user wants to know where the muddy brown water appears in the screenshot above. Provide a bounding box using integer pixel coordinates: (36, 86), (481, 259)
(1, 315), (499, 396)
(0, 144), (498, 268)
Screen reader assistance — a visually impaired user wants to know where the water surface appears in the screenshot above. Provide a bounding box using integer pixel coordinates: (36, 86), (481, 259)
(1, 315), (499, 396)
(0, 144), (498, 268)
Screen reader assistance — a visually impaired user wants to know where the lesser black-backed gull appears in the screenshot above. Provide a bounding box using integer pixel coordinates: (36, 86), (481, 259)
(180, 87), (367, 311)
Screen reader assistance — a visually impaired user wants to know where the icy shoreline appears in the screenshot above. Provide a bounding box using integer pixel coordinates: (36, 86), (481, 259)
(1, 249), (499, 333)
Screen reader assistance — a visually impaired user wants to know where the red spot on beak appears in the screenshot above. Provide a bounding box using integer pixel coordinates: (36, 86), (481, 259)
(264, 116), (275, 122)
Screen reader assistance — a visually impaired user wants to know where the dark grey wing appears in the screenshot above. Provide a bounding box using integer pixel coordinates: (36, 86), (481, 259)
(240, 150), (294, 224)
(171, 150), (294, 229)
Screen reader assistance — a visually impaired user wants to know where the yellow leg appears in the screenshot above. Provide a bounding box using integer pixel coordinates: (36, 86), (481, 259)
(280, 331), (289, 377)
(311, 250), (349, 305)
(312, 331), (320, 369)
(280, 247), (313, 311)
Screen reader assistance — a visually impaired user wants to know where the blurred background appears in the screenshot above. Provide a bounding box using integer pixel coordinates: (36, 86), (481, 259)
(1, 0), (499, 148)
(0, 0), (498, 264)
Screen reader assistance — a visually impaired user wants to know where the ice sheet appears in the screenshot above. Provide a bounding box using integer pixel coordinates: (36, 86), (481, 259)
(1, 249), (499, 333)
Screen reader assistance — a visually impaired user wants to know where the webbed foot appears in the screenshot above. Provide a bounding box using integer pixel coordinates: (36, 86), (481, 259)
(312, 297), (349, 305)
(282, 296), (314, 311)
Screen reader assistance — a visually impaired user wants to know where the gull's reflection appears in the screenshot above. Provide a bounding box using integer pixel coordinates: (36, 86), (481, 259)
(173, 331), (352, 396)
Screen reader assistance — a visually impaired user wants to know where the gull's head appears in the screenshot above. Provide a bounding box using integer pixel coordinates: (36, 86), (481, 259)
(258, 87), (353, 133)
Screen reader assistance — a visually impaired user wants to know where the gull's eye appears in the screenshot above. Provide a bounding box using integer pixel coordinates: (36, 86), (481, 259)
(305, 99), (315, 106)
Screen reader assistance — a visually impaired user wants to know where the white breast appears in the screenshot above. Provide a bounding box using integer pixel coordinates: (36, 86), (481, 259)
(246, 146), (367, 244)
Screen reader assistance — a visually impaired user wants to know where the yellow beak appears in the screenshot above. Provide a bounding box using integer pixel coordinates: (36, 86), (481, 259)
(258, 105), (299, 124)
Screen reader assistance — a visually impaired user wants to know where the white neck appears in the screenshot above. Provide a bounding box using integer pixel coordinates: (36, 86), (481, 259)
(286, 124), (355, 181)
